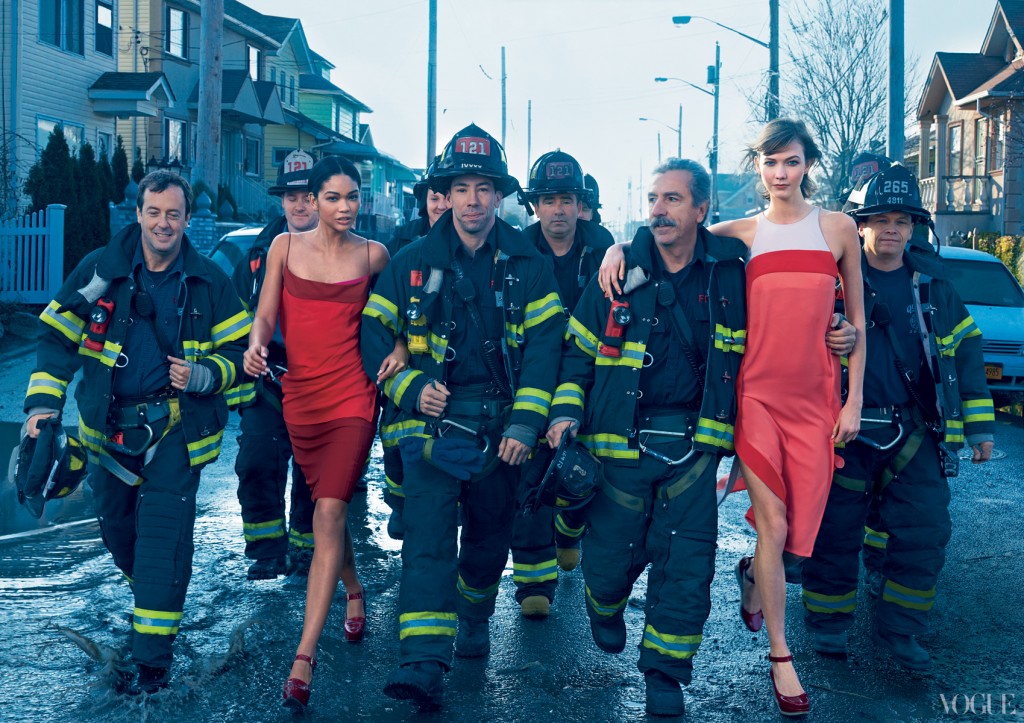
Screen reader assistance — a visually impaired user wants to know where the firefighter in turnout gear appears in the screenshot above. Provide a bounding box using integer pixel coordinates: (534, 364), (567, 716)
(515, 150), (615, 616)
(382, 157), (450, 540)
(547, 159), (747, 717)
(227, 151), (318, 580)
(363, 124), (563, 707)
(580, 173), (603, 224)
(23, 172), (249, 694)
(801, 163), (995, 670)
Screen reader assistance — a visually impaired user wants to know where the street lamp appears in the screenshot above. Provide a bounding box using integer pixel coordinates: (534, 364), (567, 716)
(673, 9), (779, 121)
(655, 58), (721, 224)
(638, 106), (682, 158)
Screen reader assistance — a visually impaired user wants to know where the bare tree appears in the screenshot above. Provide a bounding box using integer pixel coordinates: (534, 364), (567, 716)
(781, 0), (890, 206)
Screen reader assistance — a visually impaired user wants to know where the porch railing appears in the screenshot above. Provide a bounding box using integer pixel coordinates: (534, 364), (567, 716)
(921, 175), (993, 213)
(225, 174), (274, 222)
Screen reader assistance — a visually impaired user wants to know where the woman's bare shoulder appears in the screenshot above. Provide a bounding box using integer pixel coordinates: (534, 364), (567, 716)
(709, 216), (757, 244)
(366, 239), (391, 273)
(819, 208), (857, 233)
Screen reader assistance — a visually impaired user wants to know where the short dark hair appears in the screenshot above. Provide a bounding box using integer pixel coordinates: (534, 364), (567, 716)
(653, 158), (711, 208)
(747, 118), (822, 199)
(137, 171), (193, 215)
(308, 156), (361, 197)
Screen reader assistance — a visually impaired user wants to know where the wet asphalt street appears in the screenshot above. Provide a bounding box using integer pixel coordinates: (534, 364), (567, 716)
(0, 341), (1022, 722)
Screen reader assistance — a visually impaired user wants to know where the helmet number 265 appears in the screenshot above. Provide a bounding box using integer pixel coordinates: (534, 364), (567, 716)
(879, 180), (910, 195)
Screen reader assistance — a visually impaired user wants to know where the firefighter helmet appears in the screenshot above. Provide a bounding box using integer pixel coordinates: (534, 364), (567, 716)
(433, 124), (519, 195)
(584, 173), (602, 209)
(524, 151), (590, 202)
(268, 150), (315, 196)
(413, 156), (442, 208)
(845, 163), (930, 224)
(10, 416), (88, 519)
(526, 434), (601, 514)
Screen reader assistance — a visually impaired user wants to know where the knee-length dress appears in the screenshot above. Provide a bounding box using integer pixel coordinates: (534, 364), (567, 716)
(279, 238), (378, 503)
(734, 207), (842, 557)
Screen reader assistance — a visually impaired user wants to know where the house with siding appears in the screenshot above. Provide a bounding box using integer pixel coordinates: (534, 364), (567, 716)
(913, 0), (1024, 240)
(1, 0), (166, 215)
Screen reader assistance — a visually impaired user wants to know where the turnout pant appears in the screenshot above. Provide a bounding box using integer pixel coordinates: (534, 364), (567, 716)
(382, 441), (405, 512)
(92, 421), (200, 669)
(802, 420), (951, 636)
(235, 397), (314, 559)
(582, 439), (718, 685)
(397, 428), (518, 669)
(511, 450), (558, 602)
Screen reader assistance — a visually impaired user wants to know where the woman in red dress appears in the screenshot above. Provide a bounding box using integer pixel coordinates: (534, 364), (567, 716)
(243, 156), (406, 710)
(713, 119), (865, 716)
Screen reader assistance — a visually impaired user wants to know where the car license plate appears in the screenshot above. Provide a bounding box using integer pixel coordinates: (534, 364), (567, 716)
(985, 364), (1003, 381)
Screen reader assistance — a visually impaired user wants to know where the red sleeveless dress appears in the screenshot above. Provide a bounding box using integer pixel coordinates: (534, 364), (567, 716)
(734, 208), (842, 557)
(279, 240), (378, 502)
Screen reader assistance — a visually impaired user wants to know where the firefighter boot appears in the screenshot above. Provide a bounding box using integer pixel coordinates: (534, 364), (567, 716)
(455, 618), (490, 658)
(247, 555), (287, 580)
(809, 629), (848, 656)
(874, 627), (931, 671)
(128, 664), (170, 695)
(383, 661), (444, 706)
(556, 545), (581, 572)
(520, 595), (550, 619)
(865, 569), (883, 599)
(645, 670), (685, 717)
(286, 545), (313, 577)
(590, 613), (627, 654)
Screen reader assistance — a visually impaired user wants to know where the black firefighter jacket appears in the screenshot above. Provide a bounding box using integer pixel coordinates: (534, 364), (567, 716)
(549, 225), (748, 466)
(361, 211), (565, 450)
(25, 223), (251, 470)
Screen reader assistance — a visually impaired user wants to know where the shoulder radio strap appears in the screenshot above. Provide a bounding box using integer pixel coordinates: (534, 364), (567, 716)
(450, 256), (513, 397)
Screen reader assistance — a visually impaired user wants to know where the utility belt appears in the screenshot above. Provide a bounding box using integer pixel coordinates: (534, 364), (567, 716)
(637, 406), (699, 467)
(851, 404), (958, 479)
(433, 384), (512, 456)
(109, 389), (176, 429)
(104, 389), (179, 460)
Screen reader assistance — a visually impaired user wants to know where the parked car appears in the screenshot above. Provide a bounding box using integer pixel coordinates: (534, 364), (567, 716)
(938, 245), (1024, 408)
(207, 226), (263, 277)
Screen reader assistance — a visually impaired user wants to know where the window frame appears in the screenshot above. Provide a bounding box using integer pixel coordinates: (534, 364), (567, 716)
(36, 116), (84, 156)
(95, 0), (113, 56)
(247, 44), (263, 81)
(164, 118), (188, 165)
(244, 137), (262, 176)
(947, 122), (963, 177)
(39, 0), (85, 55)
(165, 6), (189, 59)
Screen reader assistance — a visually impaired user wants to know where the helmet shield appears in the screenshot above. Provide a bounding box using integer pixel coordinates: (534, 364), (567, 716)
(433, 124), (520, 196)
(525, 151), (590, 201)
(845, 163), (930, 223)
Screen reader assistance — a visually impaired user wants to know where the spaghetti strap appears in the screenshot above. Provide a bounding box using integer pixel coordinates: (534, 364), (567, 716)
(285, 232), (293, 272)
(365, 237), (372, 278)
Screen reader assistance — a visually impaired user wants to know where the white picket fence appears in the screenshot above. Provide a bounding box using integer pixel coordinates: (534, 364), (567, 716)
(0, 204), (65, 304)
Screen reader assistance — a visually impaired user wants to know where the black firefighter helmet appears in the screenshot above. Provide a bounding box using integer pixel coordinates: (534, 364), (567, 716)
(524, 150), (591, 202)
(524, 433), (601, 514)
(413, 155), (442, 212)
(584, 173), (602, 209)
(433, 124), (520, 196)
(10, 415), (88, 519)
(844, 163), (931, 225)
(268, 150), (315, 196)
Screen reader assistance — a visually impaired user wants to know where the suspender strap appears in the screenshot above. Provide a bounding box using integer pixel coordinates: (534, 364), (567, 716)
(450, 257), (513, 397)
(656, 452), (713, 500)
(878, 424), (927, 492)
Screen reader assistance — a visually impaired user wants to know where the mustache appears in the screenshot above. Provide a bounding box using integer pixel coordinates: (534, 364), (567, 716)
(650, 217), (677, 228)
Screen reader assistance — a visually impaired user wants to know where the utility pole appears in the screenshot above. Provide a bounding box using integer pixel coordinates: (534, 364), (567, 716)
(527, 99), (532, 179)
(888, 0), (905, 161)
(426, 0), (437, 166)
(710, 42), (721, 223)
(768, 0), (780, 120)
(657, 132), (662, 164)
(501, 46), (507, 148)
(677, 103), (683, 157)
(194, 0), (224, 192)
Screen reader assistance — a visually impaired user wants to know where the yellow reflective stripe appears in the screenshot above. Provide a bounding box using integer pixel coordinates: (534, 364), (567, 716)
(289, 528), (315, 548)
(944, 419), (964, 444)
(399, 611), (457, 639)
(427, 332), (448, 363)
(79, 339), (122, 367)
(457, 574), (500, 603)
(577, 433), (637, 460)
(183, 339), (214, 358)
(713, 324), (746, 353)
(133, 607), (182, 635)
(863, 526), (889, 549)
(243, 518), (285, 541)
(882, 580), (936, 611)
(567, 316), (599, 356)
(524, 292), (564, 329)
(555, 512), (586, 538)
(504, 321), (525, 349)
(595, 345), (643, 368)
(383, 369), (425, 408)
(801, 588), (857, 613)
(211, 310), (251, 347)
(514, 387), (552, 416)
(225, 381), (255, 407)
(40, 300), (85, 343)
(26, 372), (69, 399)
(204, 353), (235, 392)
(962, 397), (995, 423)
(552, 383), (585, 409)
(363, 293), (401, 333)
(694, 417), (734, 450)
(585, 585), (628, 618)
(512, 559), (559, 583)
(641, 624), (702, 659)
(187, 429), (224, 466)
(380, 418), (429, 448)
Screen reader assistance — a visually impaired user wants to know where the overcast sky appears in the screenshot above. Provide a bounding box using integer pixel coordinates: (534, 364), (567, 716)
(243, 0), (994, 232)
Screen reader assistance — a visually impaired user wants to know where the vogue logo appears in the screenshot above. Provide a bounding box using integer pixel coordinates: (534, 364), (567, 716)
(940, 693), (1018, 716)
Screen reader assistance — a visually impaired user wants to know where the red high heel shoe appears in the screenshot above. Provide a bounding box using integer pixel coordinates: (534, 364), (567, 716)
(736, 556), (764, 632)
(344, 588), (366, 643)
(768, 654), (810, 717)
(282, 654), (316, 711)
